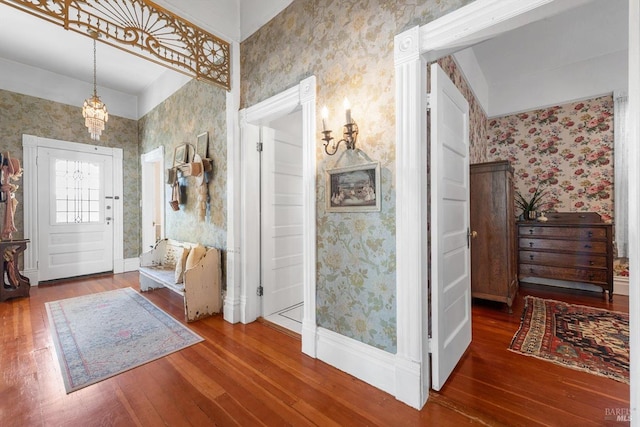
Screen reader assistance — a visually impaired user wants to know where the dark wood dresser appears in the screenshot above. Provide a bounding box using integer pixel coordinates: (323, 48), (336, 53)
(517, 212), (613, 301)
(470, 161), (518, 312)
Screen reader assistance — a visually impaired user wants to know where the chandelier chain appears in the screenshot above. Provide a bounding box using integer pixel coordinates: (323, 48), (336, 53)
(92, 38), (97, 98)
(82, 33), (108, 141)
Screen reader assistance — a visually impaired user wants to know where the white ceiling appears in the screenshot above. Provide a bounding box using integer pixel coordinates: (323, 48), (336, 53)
(457, 0), (628, 117)
(0, 0), (628, 120)
(0, 0), (292, 117)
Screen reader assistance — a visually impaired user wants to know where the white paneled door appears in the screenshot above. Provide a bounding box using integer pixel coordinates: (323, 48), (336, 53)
(37, 146), (114, 281)
(261, 125), (304, 317)
(429, 63), (472, 390)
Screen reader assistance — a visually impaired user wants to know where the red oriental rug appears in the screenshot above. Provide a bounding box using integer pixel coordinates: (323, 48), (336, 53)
(509, 296), (629, 384)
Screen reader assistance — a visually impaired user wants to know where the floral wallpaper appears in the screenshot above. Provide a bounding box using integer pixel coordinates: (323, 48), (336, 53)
(138, 79), (227, 251)
(487, 96), (614, 222)
(241, 0), (474, 353)
(0, 89), (140, 258)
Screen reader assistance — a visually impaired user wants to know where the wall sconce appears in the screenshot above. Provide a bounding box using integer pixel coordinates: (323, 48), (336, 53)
(320, 98), (359, 156)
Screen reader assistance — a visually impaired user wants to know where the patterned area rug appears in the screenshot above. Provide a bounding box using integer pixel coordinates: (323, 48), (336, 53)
(509, 296), (629, 384)
(46, 287), (203, 393)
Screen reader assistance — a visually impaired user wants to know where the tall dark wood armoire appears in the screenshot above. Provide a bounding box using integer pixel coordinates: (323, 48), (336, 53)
(469, 160), (518, 312)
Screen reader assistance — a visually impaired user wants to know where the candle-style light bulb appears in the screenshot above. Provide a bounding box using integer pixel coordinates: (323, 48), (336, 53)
(321, 106), (328, 131)
(344, 98), (352, 124)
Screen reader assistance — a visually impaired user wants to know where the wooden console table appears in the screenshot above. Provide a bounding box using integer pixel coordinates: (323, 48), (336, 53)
(1, 239), (31, 302)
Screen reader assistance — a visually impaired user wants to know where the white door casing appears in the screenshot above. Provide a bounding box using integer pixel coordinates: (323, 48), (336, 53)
(261, 125), (304, 316)
(237, 76), (317, 357)
(627, 0), (639, 423)
(394, 0), (610, 410)
(429, 63), (471, 390)
(241, 121), (262, 323)
(37, 146), (114, 281)
(22, 135), (124, 284)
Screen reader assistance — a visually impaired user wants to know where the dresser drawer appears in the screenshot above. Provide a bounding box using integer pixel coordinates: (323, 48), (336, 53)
(519, 251), (607, 268)
(518, 226), (606, 240)
(519, 238), (608, 254)
(519, 264), (608, 284)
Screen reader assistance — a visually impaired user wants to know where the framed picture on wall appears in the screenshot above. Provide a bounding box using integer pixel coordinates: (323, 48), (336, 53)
(174, 144), (188, 165)
(196, 131), (209, 158)
(326, 162), (381, 212)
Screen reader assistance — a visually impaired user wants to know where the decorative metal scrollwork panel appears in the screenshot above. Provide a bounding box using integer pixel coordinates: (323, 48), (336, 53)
(0, 0), (231, 90)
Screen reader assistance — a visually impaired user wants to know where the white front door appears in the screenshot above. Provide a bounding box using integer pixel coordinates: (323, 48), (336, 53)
(261, 125), (304, 316)
(37, 146), (114, 281)
(429, 63), (472, 390)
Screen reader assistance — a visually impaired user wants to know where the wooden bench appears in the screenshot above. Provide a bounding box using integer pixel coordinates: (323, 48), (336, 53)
(139, 239), (222, 322)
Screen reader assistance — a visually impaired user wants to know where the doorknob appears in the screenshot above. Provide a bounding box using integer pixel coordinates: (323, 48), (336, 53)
(467, 228), (478, 248)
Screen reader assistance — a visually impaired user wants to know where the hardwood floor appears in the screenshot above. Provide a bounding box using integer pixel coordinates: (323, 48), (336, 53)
(0, 273), (629, 426)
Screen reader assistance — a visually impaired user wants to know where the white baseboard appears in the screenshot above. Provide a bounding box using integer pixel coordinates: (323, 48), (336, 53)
(301, 321), (318, 357)
(614, 276), (629, 296)
(223, 296), (241, 324)
(315, 327), (397, 399)
(22, 268), (38, 286)
(123, 257), (140, 272)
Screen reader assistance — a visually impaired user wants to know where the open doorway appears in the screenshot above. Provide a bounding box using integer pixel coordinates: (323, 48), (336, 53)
(238, 76), (317, 354)
(394, 0), (637, 410)
(260, 111), (304, 334)
(141, 147), (164, 252)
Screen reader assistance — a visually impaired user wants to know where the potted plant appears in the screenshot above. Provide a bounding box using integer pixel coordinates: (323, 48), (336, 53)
(515, 185), (548, 220)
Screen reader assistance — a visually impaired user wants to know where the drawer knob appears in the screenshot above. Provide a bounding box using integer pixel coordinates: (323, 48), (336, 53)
(589, 261), (595, 266)
(529, 242), (534, 248)
(584, 244), (592, 249)
(529, 268), (534, 274)
(529, 228), (534, 234)
(587, 231), (593, 238)
(529, 254), (534, 260)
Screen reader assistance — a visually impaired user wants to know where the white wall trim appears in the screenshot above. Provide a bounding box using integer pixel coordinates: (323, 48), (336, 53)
(298, 77), (319, 357)
(22, 134), (124, 284)
(394, 25), (429, 410)
(224, 40), (242, 324)
(627, 1), (639, 422)
(22, 138), (38, 284)
(112, 148), (124, 274)
(614, 276), (629, 296)
(123, 257), (140, 272)
(236, 76), (317, 360)
(316, 327), (396, 395)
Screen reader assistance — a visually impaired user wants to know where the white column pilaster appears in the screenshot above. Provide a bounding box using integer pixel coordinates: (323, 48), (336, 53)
(394, 26), (429, 409)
